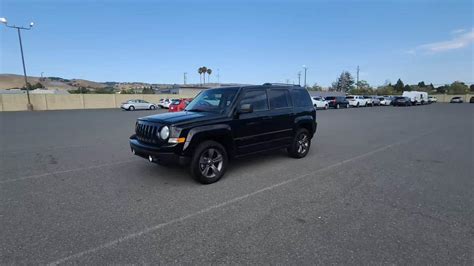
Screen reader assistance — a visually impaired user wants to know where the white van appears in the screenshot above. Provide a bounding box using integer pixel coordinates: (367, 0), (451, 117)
(402, 91), (428, 105)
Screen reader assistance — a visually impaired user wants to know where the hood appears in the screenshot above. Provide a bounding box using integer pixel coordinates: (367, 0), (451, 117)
(140, 111), (224, 125)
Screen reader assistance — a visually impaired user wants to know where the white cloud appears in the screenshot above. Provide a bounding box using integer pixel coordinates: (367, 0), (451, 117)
(451, 29), (466, 34)
(411, 28), (474, 54)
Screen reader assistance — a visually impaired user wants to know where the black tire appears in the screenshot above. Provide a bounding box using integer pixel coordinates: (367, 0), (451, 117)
(287, 128), (311, 158)
(129, 106), (135, 111)
(190, 140), (228, 184)
(356, 102), (360, 108)
(150, 105), (156, 110)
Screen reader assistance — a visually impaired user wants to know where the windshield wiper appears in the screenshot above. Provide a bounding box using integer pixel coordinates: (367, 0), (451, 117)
(186, 109), (205, 112)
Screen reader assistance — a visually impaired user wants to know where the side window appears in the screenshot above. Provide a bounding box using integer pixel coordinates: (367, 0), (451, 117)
(240, 89), (269, 111)
(291, 89), (312, 107)
(268, 89), (291, 109)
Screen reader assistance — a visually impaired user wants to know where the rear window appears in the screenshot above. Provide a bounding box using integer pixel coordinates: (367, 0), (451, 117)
(346, 96), (354, 99)
(268, 89), (291, 109)
(325, 96), (335, 100)
(291, 89), (312, 107)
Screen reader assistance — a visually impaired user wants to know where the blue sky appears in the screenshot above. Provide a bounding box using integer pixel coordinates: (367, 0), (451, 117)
(1, 0), (473, 86)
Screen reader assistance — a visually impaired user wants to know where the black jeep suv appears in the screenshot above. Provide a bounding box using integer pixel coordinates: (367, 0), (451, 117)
(129, 84), (317, 184)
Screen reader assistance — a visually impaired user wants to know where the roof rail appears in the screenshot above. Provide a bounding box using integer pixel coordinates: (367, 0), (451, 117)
(262, 83), (300, 87)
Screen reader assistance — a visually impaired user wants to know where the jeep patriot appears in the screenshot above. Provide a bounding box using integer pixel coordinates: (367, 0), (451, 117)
(129, 84), (317, 184)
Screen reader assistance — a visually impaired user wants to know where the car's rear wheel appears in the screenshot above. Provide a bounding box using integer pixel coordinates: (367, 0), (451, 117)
(150, 105), (156, 110)
(325, 104), (329, 110)
(288, 128), (311, 158)
(190, 141), (228, 184)
(129, 106), (135, 111)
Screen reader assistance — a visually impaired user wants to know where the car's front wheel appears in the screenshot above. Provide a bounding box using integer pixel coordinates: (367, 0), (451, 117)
(190, 141), (228, 184)
(129, 106), (135, 111)
(149, 105), (156, 110)
(288, 128), (311, 158)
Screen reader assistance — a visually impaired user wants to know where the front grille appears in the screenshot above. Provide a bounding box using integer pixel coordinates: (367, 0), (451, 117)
(135, 121), (163, 144)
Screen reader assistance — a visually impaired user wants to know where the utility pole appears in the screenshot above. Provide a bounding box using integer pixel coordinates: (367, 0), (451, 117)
(217, 69), (220, 84)
(285, 79), (290, 84)
(1, 18), (35, 110)
(297, 72), (301, 86)
(183, 72), (187, 85)
(356, 65), (360, 88)
(302, 65), (308, 88)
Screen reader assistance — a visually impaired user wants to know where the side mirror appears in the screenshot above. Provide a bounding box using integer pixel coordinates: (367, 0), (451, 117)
(238, 103), (253, 114)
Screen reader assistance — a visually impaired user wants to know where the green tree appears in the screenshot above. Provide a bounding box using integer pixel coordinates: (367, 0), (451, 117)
(436, 85), (448, 94)
(350, 80), (373, 95)
(119, 88), (135, 94)
(201, 66), (208, 84)
(94, 86), (115, 94)
(417, 81), (426, 88)
(206, 68), (212, 83)
(394, 79), (404, 92)
(332, 71), (354, 92)
(428, 83), (435, 92)
(376, 85), (395, 95)
(142, 86), (155, 94)
(308, 83), (323, 91)
(448, 81), (469, 94)
(198, 67), (203, 85)
(470, 84), (474, 92)
(404, 84), (412, 91)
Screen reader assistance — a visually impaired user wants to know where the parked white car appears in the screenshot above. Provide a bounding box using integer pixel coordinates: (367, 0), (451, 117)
(158, 98), (170, 109)
(428, 96), (437, 103)
(347, 95), (368, 107)
(121, 99), (157, 111)
(311, 96), (329, 109)
(402, 91), (429, 105)
(379, 96), (392, 106)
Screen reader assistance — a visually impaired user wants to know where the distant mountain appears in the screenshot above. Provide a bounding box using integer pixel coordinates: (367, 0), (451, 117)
(0, 74), (156, 91)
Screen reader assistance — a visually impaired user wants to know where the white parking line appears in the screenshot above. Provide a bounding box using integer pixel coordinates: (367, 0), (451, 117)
(48, 129), (438, 265)
(0, 159), (139, 185)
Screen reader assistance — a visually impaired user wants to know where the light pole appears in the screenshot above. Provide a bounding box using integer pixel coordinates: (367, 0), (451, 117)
(1, 17), (35, 111)
(297, 71), (301, 86)
(302, 65), (308, 88)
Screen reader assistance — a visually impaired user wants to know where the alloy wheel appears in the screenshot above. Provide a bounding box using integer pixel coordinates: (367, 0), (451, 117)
(199, 148), (223, 178)
(297, 133), (309, 154)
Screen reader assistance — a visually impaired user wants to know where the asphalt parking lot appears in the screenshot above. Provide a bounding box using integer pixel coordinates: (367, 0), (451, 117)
(0, 104), (473, 264)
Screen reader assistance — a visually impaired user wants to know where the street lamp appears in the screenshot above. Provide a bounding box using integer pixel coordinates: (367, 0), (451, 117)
(302, 65), (308, 88)
(1, 17), (35, 111)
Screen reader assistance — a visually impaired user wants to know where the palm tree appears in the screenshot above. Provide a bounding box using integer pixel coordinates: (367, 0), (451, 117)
(198, 67), (204, 86)
(206, 68), (212, 84)
(201, 66), (208, 84)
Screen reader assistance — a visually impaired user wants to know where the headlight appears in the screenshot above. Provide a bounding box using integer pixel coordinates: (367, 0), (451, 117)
(160, 126), (170, 139)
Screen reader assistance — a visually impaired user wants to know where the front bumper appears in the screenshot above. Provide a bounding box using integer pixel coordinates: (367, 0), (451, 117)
(129, 136), (190, 165)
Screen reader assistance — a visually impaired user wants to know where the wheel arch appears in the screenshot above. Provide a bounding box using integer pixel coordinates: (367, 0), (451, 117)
(183, 124), (235, 157)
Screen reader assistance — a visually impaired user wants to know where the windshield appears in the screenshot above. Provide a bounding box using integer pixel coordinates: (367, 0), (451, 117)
(171, 100), (181, 105)
(185, 88), (238, 113)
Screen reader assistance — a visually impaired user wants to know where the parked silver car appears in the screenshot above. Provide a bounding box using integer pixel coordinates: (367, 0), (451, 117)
(121, 99), (157, 111)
